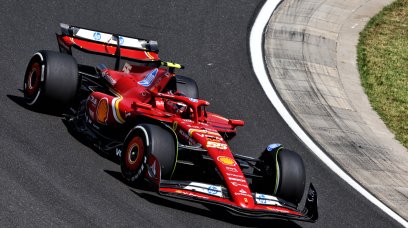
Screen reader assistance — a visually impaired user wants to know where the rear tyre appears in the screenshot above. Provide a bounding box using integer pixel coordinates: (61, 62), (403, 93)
(121, 124), (177, 184)
(175, 75), (199, 98)
(252, 144), (306, 206)
(23, 50), (79, 109)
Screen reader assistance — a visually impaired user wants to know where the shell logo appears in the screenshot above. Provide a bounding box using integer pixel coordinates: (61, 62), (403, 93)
(217, 156), (236, 166)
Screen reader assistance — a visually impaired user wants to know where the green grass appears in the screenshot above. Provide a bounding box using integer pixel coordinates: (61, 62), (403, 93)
(357, 0), (408, 148)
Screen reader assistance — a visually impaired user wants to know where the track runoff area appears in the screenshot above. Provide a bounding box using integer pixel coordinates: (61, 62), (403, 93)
(249, 0), (408, 227)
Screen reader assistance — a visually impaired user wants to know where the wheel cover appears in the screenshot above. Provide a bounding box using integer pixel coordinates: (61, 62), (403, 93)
(25, 62), (41, 97)
(125, 136), (145, 171)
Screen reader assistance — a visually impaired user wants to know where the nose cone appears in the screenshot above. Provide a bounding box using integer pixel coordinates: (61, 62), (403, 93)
(234, 193), (255, 208)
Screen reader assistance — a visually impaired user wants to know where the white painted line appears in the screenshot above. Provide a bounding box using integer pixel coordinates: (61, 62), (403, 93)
(249, 0), (408, 227)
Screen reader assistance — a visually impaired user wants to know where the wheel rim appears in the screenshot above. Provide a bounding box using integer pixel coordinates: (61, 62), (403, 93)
(25, 63), (41, 96)
(24, 62), (42, 105)
(125, 136), (145, 171)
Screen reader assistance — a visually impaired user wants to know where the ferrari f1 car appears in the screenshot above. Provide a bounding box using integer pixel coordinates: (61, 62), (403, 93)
(23, 23), (318, 222)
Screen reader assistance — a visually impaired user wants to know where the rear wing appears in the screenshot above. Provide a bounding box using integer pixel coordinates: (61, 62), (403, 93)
(56, 23), (160, 70)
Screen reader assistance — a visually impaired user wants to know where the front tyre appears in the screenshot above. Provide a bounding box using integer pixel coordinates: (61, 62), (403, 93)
(175, 75), (199, 99)
(121, 131), (147, 183)
(121, 124), (177, 184)
(252, 144), (306, 206)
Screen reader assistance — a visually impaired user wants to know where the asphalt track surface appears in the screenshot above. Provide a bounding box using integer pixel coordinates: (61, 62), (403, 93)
(0, 1), (402, 227)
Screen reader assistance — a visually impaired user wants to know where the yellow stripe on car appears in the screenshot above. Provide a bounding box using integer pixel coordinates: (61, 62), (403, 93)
(110, 89), (125, 124)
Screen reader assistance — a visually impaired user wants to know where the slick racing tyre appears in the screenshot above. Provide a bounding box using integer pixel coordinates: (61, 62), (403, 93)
(121, 124), (177, 184)
(252, 144), (306, 206)
(23, 50), (79, 109)
(175, 75), (199, 99)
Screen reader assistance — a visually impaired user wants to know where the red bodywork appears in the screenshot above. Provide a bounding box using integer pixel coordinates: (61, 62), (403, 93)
(56, 24), (317, 221)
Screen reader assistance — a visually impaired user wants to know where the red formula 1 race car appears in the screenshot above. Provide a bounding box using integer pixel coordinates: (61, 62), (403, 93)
(23, 23), (318, 222)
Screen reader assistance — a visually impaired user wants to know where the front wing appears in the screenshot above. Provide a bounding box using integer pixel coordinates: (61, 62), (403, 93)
(145, 155), (318, 222)
(159, 182), (318, 222)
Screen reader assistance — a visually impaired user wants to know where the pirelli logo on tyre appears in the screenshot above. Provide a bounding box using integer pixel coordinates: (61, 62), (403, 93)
(217, 156), (236, 166)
